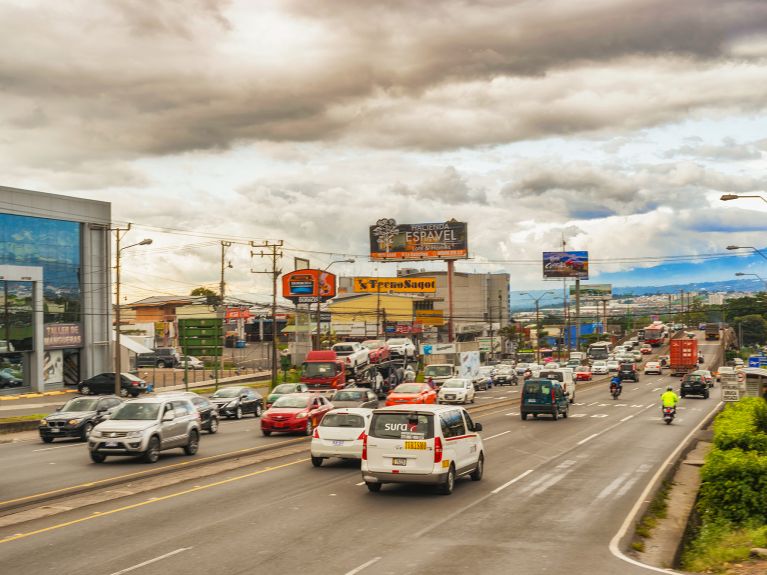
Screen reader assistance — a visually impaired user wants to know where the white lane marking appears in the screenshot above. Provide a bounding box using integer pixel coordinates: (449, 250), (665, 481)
(632, 387), (639, 391)
(505, 411), (517, 416)
(613, 403), (628, 407)
(485, 430), (512, 440)
(587, 401), (599, 406)
(577, 433), (600, 445)
(344, 557), (382, 575)
(620, 415), (634, 422)
(615, 475), (641, 498)
(591, 414), (608, 418)
(33, 442), (84, 452)
(530, 469), (574, 496)
(518, 472), (552, 494)
(355, 481), (365, 486)
(107, 547), (193, 575)
(652, 387), (662, 392)
(596, 473), (630, 501)
(569, 413), (587, 418)
(555, 459), (577, 469)
(491, 469), (534, 494)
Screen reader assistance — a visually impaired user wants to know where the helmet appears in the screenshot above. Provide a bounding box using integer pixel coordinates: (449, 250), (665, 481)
(666, 386), (673, 391)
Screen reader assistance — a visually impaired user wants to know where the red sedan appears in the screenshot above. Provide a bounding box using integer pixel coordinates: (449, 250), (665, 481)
(261, 393), (334, 436)
(385, 383), (437, 406)
(575, 367), (593, 381)
(362, 340), (390, 364)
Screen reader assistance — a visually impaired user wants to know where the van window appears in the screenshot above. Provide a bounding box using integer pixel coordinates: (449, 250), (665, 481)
(463, 411), (477, 432)
(320, 413), (365, 428)
(539, 371), (563, 382)
(440, 410), (466, 438)
(369, 412), (434, 440)
(524, 381), (551, 396)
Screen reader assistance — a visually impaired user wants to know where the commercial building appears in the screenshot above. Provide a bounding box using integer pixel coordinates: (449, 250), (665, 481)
(0, 186), (111, 391)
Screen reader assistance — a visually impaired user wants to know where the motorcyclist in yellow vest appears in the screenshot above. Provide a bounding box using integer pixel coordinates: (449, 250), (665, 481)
(661, 386), (679, 410)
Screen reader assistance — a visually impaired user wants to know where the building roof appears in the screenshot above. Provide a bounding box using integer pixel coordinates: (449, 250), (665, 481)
(128, 295), (207, 307)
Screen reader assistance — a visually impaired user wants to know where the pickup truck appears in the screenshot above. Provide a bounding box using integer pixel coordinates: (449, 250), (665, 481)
(331, 342), (370, 373)
(135, 348), (180, 368)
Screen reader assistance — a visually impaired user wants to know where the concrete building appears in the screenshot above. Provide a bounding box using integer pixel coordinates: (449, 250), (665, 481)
(707, 293), (725, 306)
(0, 186), (111, 391)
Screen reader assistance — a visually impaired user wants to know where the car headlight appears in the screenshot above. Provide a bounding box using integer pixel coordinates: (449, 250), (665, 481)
(296, 411), (309, 419)
(126, 431), (143, 438)
(40, 419), (48, 426)
(90, 430), (102, 438)
(68, 418), (83, 425)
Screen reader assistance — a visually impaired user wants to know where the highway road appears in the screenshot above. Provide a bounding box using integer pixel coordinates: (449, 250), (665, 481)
(0, 339), (721, 575)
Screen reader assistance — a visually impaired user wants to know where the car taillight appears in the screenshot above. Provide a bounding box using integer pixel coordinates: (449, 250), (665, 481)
(312, 427), (319, 439)
(362, 434), (368, 460)
(551, 388), (556, 403)
(434, 436), (443, 463)
(357, 431), (366, 441)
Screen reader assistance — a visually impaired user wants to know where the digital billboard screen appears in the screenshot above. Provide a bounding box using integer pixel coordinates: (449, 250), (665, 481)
(542, 251), (589, 279)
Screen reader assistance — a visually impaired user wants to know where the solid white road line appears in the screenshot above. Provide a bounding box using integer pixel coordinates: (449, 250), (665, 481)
(344, 557), (382, 575)
(530, 469), (574, 496)
(491, 469), (534, 494)
(620, 415), (634, 422)
(596, 473), (630, 501)
(577, 433), (600, 445)
(355, 481), (365, 486)
(33, 443), (85, 452)
(107, 547), (193, 575)
(485, 430), (512, 440)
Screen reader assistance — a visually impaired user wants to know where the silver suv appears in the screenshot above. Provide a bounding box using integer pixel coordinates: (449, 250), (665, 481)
(89, 397), (201, 463)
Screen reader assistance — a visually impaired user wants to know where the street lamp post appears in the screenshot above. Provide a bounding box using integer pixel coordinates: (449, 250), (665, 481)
(735, 272), (767, 291)
(520, 291), (554, 363)
(114, 235), (153, 396)
(720, 194), (767, 204)
(315, 259), (354, 350)
(726, 245), (767, 262)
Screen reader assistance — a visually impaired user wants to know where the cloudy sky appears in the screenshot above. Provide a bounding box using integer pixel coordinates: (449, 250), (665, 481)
(3, 0), (767, 302)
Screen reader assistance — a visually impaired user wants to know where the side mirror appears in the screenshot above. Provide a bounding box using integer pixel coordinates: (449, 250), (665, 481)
(162, 411), (175, 422)
(241, 394), (248, 399)
(54, 405), (63, 412)
(474, 422), (483, 432)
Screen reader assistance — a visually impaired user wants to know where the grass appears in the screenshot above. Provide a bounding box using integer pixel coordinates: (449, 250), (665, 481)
(632, 479), (673, 549)
(0, 413), (46, 424)
(682, 521), (767, 573)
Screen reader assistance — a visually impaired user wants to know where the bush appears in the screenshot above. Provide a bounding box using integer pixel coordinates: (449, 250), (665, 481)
(713, 398), (767, 455)
(698, 448), (767, 525)
(682, 520), (767, 573)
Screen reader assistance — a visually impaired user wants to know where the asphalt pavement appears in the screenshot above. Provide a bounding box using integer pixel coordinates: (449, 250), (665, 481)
(0, 339), (721, 575)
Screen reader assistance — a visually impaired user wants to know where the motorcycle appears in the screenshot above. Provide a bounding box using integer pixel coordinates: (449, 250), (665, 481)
(663, 407), (675, 425)
(609, 379), (622, 400)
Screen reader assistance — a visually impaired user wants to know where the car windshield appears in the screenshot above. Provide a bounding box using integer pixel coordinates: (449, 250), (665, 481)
(425, 365), (453, 377)
(333, 345), (354, 353)
(479, 367), (495, 375)
(442, 380), (466, 389)
(393, 384), (423, 394)
(593, 361), (606, 366)
(387, 339), (407, 345)
(272, 384), (299, 394)
(211, 388), (242, 398)
(320, 413), (365, 428)
(61, 398), (100, 411)
(122, 373), (143, 382)
(577, 368), (589, 373)
(111, 403), (160, 420)
(516, 363), (529, 369)
(302, 362), (336, 377)
(272, 395), (309, 408)
(369, 412), (434, 439)
(332, 391), (366, 401)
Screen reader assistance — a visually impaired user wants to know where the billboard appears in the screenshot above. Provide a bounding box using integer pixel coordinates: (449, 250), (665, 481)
(353, 277), (437, 293)
(281, 269), (337, 304)
(415, 309), (445, 326)
(569, 283), (612, 299)
(370, 219), (468, 261)
(543, 251), (589, 279)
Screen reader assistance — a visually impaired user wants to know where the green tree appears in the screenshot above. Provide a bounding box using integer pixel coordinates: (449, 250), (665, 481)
(190, 286), (221, 306)
(733, 314), (767, 346)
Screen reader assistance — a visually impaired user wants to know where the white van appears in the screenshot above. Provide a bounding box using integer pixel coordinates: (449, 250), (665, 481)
(538, 367), (577, 403)
(361, 404), (485, 495)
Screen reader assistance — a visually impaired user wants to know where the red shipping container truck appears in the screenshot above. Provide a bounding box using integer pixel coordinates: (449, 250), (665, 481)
(669, 339), (698, 376)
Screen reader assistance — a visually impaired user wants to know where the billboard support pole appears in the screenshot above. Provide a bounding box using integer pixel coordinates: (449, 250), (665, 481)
(575, 278), (581, 351)
(447, 259), (455, 342)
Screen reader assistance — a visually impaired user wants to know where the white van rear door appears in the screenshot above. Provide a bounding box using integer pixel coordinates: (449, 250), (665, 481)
(367, 411), (435, 475)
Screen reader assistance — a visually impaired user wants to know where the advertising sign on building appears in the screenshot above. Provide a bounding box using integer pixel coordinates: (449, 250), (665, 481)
(458, 351), (481, 379)
(569, 283), (611, 299)
(44, 323), (82, 349)
(415, 309), (445, 326)
(542, 251), (589, 279)
(281, 269), (337, 304)
(353, 277), (437, 293)
(369, 219), (468, 261)
(420, 343), (457, 355)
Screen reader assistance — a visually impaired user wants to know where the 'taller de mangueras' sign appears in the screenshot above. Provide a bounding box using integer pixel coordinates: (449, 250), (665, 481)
(353, 277), (437, 293)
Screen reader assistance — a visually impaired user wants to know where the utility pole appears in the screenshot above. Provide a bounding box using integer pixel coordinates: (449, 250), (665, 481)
(251, 240), (283, 389)
(498, 291), (503, 358)
(216, 241), (232, 389)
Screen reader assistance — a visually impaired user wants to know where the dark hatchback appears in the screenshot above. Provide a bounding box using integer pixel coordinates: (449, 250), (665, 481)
(157, 392), (220, 434)
(328, 388), (379, 409)
(209, 387), (263, 419)
(680, 375), (709, 399)
(617, 363), (639, 382)
(78, 372), (148, 398)
(520, 379), (570, 421)
(39, 396), (123, 443)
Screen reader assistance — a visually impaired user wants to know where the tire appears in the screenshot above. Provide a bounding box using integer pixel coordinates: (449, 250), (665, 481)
(552, 408), (559, 421)
(311, 456), (323, 467)
(254, 404), (263, 417)
(235, 406), (243, 420)
(80, 422), (93, 441)
(366, 482), (382, 492)
(521, 412), (528, 420)
(262, 429), (272, 436)
(42, 436), (54, 443)
(130, 391), (140, 398)
(704, 392), (709, 399)
(119, 388), (129, 398)
(665, 418), (672, 425)
(470, 454), (484, 481)
(437, 465), (456, 495)
(208, 417), (219, 434)
(183, 430), (199, 455)
(681, 393), (686, 398)
(305, 419), (314, 436)
(80, 385), (91, 395)
(142, 436), (161, 463)
(157, 361), (167, 368)
(562, 407), (568, 419)
(90, 452), (107, 463)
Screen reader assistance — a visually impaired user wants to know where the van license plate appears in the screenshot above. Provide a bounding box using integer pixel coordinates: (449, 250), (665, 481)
(404, 441), (427, 450)
(392, 458), (407, 466)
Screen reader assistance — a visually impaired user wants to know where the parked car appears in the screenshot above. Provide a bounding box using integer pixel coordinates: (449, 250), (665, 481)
(0, 339), (15, 353)
(385, 383), (437, 406)
(643, 362), (662, 375)
(575, 366), (592, 381)
(520, 379), (570, 420)
(88, 397), (200, 463)
(39, 396), (123, 443)
(331, 342), (370, 372)
(178, 356), (205, 370)
(361, 404), (484, 494)
(78, 372), (148, 398)
(385, 337), (417, 360)
(209, 387), (263, 419)
(261, 393), (334, 436)
(0, 368), (23, 388)
(265, 383), (309, 408)
(361, 340), (390, 364)
(135, 348), (180, 368)
(681, 374), (709, 399)
(591, 360), (608, 375)
(328, 388), (379, 409)
(157, 392), (219, 434)
(437, 378), (475, 404)
(310, 408), (373, 467)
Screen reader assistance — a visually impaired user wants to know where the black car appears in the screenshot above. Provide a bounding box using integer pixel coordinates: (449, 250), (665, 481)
(209, 387), (263, 419)
(617, 363), (639, 382)
(493, 366), (518, 386)
(158, 392), (220, 433)
(39, 396), (123, 443)
(0, 369), (23, 388)
(681, 375), (709, 399)
(135, 348), (180, 368)
(328, 388), (379, 409)
(78, 372), (148, 397)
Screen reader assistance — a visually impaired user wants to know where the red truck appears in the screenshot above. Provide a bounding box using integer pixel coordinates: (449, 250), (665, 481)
(301, 351), (347, 390)
(669, 339), (698, 377)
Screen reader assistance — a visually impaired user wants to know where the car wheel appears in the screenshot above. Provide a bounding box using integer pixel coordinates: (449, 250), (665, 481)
(311, 456), (323, 467)
(437, 465), (456, 495)
(157, 361), (167, 368)
(142, 436), (161, 463)
(183, 430), (199, 455)
(681, 393), (686, 398)
(562, 407), (568, 419)
(470, 454), (484, 481)
(90, 452), (107, 463)
(262, 429), (272, 436)
(119, 388), (129, 398)
(552, 408), (559, 421)
(42, 436), (54, 443)
(80, 385), (91, 395)
(521, 412), (527, 420)
(305, 420), (314, 436)
(704, 392), (710, 399)
(235, 406), (243, 420)
(366, 482), (382, 492)
(80, 422), (93, 441)
(254, 404), (263, 417)
(208, 417), (219, 434)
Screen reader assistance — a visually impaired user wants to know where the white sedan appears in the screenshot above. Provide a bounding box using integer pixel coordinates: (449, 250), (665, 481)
(606, 359), (620, 372)
(591, 361), (609, 375)
(310, 408), (373, 467)
(643, 361), (662, 375)
(438, 378), (476, 404)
